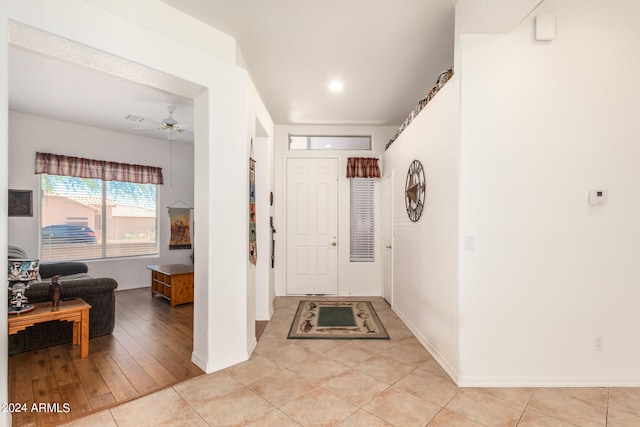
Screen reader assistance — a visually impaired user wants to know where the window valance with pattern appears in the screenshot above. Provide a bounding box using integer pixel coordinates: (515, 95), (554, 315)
(346, 157), (380, 179)
(35, 152), (164, 185)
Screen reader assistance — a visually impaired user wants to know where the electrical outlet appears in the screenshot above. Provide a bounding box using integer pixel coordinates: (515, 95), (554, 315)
(594, 336), (603, 351)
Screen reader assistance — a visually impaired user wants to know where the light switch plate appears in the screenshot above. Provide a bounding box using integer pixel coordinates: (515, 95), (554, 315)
(465, 236), (475, 251)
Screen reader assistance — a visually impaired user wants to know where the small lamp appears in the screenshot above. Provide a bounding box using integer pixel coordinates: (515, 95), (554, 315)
(8, 259), (39, 314)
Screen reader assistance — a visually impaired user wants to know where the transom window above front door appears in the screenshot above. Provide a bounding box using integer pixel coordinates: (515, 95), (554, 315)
(289, 135), (372, 150)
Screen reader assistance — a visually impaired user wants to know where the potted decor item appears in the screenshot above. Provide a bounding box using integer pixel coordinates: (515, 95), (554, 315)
(49, 275), (62, 307)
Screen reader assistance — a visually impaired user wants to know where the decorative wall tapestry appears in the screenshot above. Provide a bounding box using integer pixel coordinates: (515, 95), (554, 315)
(249, 155), (257, 265)
(169, 207), (192, 250)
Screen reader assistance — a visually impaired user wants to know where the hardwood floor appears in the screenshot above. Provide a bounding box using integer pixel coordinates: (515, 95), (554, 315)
(8, 287), (204, 426)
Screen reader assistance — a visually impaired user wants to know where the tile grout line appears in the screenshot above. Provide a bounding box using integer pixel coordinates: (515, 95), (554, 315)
(261, 306), (429, 426)
(514, 388), (536, 426)
(108, 408), (120, 427)
(424, 406), (446, 427)
(76, 297), (637, 427)
(171, 383), (215, 426)
(605, 387), (609, 427)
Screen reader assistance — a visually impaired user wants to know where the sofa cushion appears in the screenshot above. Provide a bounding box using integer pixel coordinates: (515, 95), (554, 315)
(39, 261), (89, 279)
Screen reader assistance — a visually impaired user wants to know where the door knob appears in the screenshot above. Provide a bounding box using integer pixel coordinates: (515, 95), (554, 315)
(386, 245), (392, 249)
(331, 242), (337, 246)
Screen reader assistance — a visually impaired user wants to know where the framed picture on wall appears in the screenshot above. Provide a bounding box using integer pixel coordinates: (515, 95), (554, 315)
(8, 189), (33, 217)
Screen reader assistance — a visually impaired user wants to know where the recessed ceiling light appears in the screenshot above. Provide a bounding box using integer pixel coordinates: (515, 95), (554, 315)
(329, 81), (343, 92)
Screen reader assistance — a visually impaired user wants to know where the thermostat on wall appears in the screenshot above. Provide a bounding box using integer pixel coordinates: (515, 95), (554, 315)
(589, 189), (607, 205)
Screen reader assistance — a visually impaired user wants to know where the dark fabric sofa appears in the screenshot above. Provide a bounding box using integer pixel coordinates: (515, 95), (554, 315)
(8, 248), (118, 354)
(39, 261), (90, 279)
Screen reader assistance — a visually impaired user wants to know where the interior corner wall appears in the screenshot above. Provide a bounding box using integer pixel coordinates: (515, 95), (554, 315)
(253, 136), (271, 321)
(246, 77), (275, 352)
(381, 78), (460, 380)
(7, 111), (194, 290)
(458, 0), (640, 385)
(274, 125), (397, 297)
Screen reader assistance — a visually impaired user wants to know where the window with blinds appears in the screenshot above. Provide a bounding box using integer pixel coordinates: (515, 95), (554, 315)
(350, 178), (375, 262)
(40, 174), (158, 261)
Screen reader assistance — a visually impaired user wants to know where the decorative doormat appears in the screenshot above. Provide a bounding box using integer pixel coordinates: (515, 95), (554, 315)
(288, 301), (389, 340)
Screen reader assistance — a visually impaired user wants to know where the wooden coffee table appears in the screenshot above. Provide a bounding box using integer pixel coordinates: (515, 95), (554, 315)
(8, 298), (91, 358)
(147, 264), (194, 307)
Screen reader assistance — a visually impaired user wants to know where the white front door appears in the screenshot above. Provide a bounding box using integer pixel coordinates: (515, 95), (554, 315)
(383, 173), (393, 305)
(286, 158), (338, 295)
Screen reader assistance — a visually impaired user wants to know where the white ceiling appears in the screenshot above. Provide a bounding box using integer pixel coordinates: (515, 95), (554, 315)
(163, 0), (457, 125)
(8, 1), (456, 140)
(9, 46), (195, 144)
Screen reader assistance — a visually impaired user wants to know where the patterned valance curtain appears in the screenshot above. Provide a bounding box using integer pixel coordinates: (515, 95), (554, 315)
(35, 152), (164, 185)
(346, 157), (380, 178)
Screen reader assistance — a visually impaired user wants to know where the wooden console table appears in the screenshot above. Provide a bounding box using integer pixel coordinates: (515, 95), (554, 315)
(147, 264), (194, 307)
(8, 298), (91, 358)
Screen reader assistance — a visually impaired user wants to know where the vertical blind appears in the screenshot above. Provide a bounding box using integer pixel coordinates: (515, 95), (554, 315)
(347, 157), (379, 262)
(350, 178), (375, 262)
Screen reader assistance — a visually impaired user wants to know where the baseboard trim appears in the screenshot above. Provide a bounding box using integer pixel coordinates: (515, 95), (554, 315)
(247, 337), (257, 357)
(190, 351), (209, 372)
(391, 309), (640, 387)
(392, 306), (460, 384)
(456, 376), (640, 388)
(191, 351), (248, 374)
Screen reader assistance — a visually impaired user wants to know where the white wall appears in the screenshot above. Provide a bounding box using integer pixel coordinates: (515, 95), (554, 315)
(458, 0), (640, 385)
(246, 80), (275, 349)
(382, 79), (461, 380)
(274, 125), (396, 297)
(8, 111), (194, 290)
(87, 0), (237, 65)
(381, 0), (640, 388)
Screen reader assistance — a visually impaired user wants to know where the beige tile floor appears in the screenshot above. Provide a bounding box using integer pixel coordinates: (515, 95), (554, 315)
(62, 297), (640, 427)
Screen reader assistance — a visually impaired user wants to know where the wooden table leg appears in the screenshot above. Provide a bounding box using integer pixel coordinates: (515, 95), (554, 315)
(73, 321), (79, 345)
(80, 307), (89, 358)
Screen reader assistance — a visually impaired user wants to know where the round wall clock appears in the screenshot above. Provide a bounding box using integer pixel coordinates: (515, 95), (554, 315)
(405, 160), (426, 222)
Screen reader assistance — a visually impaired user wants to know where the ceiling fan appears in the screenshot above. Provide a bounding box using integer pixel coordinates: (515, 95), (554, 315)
(128, 105), (191, 141)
